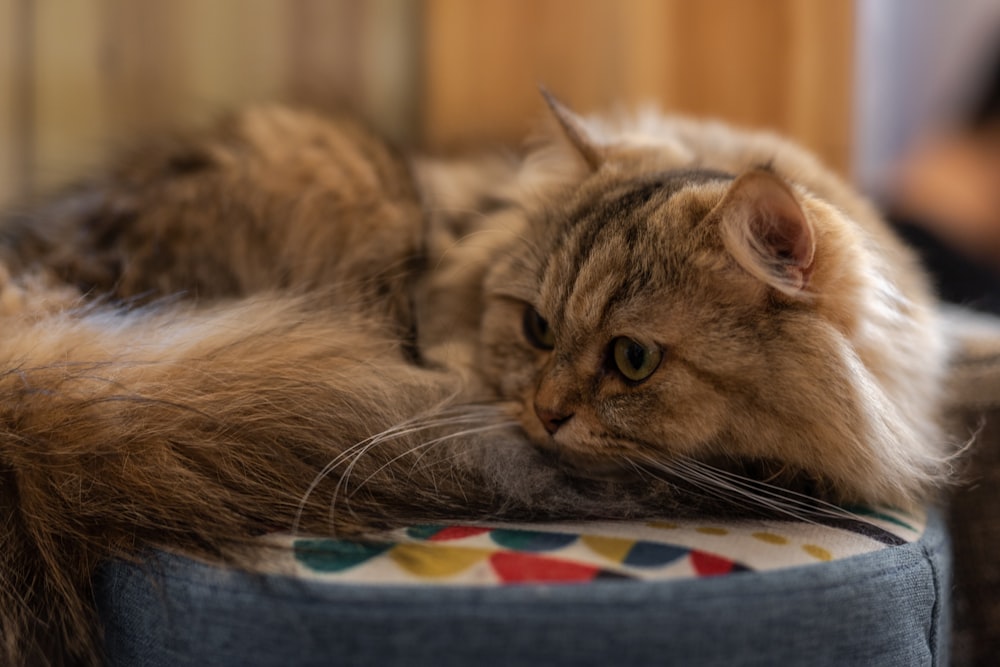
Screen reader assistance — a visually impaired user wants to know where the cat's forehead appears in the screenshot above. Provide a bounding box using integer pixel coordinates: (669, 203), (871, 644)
(546, 167), (734, 252)
(569, 167), (733, 218)
(534, 168), (733, 325)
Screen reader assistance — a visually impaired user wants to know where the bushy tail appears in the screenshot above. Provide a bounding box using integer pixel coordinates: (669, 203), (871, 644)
(0, 286), (688, 664)
(0, 294), (517, 665)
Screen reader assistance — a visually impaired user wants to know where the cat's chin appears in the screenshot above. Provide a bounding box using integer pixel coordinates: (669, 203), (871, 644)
(532, 442), (637, 482)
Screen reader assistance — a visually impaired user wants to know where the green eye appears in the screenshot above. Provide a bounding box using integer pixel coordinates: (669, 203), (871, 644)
(612, 337), (662, 383)
(523, 306), (555, 350)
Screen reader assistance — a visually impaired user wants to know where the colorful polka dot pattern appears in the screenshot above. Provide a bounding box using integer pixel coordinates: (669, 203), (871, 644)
(293, 525), (748, 584)
(281, 507), (924, 586)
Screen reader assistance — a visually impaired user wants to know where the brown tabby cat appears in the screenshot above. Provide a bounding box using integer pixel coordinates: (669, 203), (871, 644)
(0, 94), (959, 665)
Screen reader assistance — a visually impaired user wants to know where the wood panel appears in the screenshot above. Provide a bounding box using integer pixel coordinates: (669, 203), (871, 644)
(421, 0), (855, 174)
(179, 0), (289, 115)
(1, 0), (31, 205)
(1, 0), (857, 205)
(421, 0), (625, 149)
(7, 0), (425, 199)
(784, 1), (855, 176)
(355, 0), (421, 143)
(33, 0), (105, 192)
(0, 0), (14, 205)
(283, 0), (420, 143)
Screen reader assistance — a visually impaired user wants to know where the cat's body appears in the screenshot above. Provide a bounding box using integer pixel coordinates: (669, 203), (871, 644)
(0, 100), (960, 664)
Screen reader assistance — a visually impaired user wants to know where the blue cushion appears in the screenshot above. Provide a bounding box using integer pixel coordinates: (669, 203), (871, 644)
(95, 510), (950, 666)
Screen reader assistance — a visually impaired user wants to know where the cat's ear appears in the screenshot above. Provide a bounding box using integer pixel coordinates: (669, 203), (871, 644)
(717, 169), (815, 295)
(539, 88), (604, 172)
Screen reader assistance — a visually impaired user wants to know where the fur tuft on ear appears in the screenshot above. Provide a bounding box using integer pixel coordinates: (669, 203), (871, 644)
(539, 87), (604, 172)
(717, 169), (816, 296)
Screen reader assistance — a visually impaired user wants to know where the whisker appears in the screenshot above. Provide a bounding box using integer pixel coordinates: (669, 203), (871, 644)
(635, 453), (867, 526)
(678, 461), (830, 525)
(348, 421), (518, 499)
(667, 457), (819, 522)
(293, 411), (479, 531)
(293, 404), (512, 534)
(677, 457), (869, 522)
(632, 454), (774, 516)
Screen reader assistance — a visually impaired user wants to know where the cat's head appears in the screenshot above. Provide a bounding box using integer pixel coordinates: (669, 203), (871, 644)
(477, 94), (947, 509)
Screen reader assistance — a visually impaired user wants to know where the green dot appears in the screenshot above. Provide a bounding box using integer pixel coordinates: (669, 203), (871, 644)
(293, 538), (392, 573)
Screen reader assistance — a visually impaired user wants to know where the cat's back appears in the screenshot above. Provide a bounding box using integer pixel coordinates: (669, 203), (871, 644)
(0, 106), (424, 325)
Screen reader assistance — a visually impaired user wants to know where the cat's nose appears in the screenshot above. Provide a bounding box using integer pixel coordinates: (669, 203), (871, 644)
(534, 404), (573, 435)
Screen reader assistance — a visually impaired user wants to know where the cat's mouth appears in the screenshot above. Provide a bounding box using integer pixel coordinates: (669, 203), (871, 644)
(517, 405), (643, 481)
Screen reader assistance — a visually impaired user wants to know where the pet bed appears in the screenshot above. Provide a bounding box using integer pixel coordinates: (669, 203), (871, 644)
(95, 506), (949, 666)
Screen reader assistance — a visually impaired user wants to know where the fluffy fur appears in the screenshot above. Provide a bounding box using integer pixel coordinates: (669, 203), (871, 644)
(478, 99), (950, 507)
(0, 100), (967, 664)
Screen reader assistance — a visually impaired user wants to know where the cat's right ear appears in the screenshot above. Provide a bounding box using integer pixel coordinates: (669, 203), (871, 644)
(716, 169), (816, 297)
(539, 87), (604, 172)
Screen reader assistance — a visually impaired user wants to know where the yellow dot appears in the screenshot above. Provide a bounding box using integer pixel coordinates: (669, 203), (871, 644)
(647, 521), (678, 530)
(752, 532), (789, 545)
(696, 526), (728, 536)
(390, 544), (491, 578)
(581, 535), (634, 562)
(802, 544), (832, 561)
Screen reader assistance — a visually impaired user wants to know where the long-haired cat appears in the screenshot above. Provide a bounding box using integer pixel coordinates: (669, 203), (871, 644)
(0, 94), (960, 664)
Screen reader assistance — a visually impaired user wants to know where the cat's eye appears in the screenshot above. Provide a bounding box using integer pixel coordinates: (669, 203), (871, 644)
(611, 337), (662, 383)
(523, 306), (555, 350)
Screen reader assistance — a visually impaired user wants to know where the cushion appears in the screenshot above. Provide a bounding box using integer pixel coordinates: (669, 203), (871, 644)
(95, 507), (949, 666)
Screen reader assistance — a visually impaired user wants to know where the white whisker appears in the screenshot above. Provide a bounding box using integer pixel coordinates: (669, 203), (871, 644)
(677, 457), (868, 522)
(634, 453), (870, 526)
(292, 403), (512, 535)
(349, 421), (518, 498)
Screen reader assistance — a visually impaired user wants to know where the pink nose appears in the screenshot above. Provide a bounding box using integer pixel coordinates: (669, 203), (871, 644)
(534, 404), (573, 435)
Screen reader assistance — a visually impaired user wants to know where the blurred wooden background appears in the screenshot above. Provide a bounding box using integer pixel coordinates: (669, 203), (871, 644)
(0, 0), (854, 206)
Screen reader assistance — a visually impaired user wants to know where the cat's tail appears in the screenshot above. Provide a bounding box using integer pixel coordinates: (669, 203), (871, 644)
(0, 292), (531, 665)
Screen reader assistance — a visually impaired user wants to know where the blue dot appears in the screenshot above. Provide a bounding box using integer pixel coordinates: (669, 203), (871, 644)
(623, 542), (688, 567)
(490, 529), (578, 552)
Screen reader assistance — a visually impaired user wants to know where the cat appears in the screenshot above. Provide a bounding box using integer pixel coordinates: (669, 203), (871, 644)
(0, 93), (965, 665)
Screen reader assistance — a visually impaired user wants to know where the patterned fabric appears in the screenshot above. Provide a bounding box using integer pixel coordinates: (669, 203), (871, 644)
(255, 506), (924, 586)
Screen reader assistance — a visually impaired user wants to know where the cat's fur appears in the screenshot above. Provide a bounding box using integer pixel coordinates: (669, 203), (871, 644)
(0, 98), (962, 664)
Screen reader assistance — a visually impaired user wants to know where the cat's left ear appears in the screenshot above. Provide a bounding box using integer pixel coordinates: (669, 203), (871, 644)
(717, 169), (815, 296)
(539, 88), (604, 172)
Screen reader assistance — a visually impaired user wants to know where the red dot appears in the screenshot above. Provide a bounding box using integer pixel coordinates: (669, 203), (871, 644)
(490, 551), (601, 583)
(428, 526), (491, 542)
(690, 550), (735, 576)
